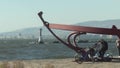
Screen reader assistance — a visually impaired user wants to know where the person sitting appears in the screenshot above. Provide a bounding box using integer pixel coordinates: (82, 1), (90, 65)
(93, 39), (108, 60)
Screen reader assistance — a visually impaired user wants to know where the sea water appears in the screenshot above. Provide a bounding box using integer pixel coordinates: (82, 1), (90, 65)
(0, 39), (118, 61)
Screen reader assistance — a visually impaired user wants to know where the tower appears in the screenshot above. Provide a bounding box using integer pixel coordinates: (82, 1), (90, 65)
(38, 28), (44, 43)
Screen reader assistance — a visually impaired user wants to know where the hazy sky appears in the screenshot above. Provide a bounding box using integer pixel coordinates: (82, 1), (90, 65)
(0, 0), (120, 33)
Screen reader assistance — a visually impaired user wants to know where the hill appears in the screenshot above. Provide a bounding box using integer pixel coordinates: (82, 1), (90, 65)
(0, 19), (120, 39)
(76, 19), (120, 28)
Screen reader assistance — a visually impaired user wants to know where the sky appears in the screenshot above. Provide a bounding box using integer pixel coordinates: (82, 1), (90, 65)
(0, 0), (120, 33)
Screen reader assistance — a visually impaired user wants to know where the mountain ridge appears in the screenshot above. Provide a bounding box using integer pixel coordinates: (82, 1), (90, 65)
(0, 19), (120, 39)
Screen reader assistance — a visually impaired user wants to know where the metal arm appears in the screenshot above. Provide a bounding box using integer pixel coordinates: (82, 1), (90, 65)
(38, 11), (82, 52)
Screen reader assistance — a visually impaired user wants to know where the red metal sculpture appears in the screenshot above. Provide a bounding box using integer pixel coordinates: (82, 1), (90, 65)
(38, 11), (120, 63)
(38, 11), (120, 51)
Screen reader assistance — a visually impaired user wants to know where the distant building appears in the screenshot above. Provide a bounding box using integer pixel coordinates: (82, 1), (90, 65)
(100, 34), (103, 37)
(107, 35), (113, 39)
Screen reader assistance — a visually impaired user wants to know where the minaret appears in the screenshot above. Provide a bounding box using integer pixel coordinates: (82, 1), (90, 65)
(38, 28), (44, 43)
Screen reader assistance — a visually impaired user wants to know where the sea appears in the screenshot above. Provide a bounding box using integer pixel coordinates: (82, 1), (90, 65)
(0, 39), (119, 61)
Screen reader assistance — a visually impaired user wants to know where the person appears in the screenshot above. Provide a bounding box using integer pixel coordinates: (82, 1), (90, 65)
(98, 39), (108, 60)
(94, 39), (108, 60)
(116, 38), (120, 56)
